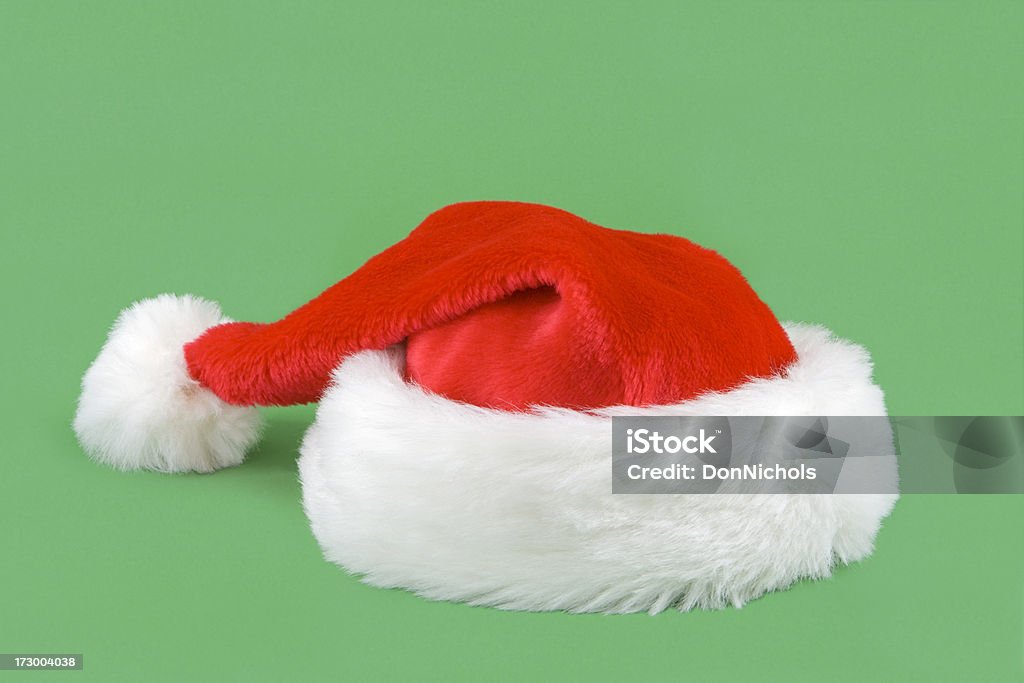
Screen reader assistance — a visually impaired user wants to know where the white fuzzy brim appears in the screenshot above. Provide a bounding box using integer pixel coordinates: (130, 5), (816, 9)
(298, 323), (898, 613)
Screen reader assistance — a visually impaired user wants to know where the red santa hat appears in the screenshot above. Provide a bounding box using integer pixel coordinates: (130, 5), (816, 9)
(74, 201), (896, 613)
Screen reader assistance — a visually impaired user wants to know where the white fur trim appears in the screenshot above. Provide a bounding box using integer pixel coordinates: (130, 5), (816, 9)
(298, 323), (897, 613)
(74, 295), (263, 473)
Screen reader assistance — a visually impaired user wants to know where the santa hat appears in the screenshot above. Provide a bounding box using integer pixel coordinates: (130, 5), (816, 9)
(74, 201), (896, 613)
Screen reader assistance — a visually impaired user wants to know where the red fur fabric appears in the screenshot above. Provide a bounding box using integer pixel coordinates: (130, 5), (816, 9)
(185, 201), (797, 409)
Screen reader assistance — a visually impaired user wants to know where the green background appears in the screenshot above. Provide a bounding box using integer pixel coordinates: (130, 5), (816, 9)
(2, 1), (1022, 681)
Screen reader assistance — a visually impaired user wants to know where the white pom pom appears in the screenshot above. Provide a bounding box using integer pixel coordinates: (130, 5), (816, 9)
(74, 294), (263, 473)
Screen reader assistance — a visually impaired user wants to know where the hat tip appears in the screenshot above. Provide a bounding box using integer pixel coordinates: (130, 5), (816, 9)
(74, 295), (263, 473)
